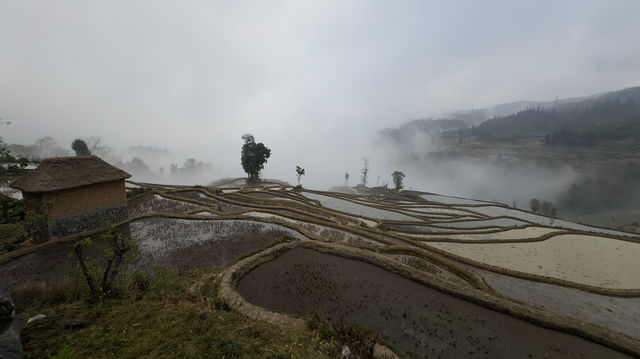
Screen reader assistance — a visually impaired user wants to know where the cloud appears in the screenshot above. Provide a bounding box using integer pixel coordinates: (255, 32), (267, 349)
(1, 1), (639, 189)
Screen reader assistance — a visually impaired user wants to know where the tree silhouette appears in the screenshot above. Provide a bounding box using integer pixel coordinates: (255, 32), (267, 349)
(241, 134), (271, 183)
(391, 171), (405, 190)
(71, 139), (91, 156)
(295, 166), (305, 185)
(360, 158), (370, 186)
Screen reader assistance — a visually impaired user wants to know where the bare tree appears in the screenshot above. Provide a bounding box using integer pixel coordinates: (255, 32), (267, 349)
(295, 165), (305, 185)
(344, 172), (350, 186)
(360, 158), (370, 186)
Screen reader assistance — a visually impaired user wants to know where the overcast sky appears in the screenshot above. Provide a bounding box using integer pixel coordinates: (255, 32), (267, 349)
(1, 1), (639, 187)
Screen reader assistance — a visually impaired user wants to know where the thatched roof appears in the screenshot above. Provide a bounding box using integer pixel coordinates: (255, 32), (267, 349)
(10, 156), (131, 193)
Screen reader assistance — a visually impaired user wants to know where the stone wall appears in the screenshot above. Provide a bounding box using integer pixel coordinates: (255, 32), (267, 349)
(48, 203), (128, 239)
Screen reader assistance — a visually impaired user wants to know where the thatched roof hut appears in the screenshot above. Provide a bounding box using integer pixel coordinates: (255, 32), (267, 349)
(11, 156), (130, 193)
(11, 156), (131, 239)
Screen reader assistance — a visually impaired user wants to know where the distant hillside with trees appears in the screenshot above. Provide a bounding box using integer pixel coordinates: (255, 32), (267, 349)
(381, 86), (640, 146)
(470, 99), (640, 144)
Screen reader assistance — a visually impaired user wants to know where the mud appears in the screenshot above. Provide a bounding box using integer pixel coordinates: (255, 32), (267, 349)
(238, 247), (631, 359)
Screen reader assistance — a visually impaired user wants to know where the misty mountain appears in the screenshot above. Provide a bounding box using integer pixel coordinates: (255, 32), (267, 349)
(380, 119), (468, 144)
(471, 89), (640, 143)
(382, 86), (640, 144)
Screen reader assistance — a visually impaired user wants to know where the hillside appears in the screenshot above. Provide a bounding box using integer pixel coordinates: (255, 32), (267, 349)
(377, 86), (640, 229)
(382, 86), (640, 143)
(2, 179), (640, 358)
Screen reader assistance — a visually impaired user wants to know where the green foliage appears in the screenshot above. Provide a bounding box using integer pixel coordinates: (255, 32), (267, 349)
(544, 128), (596, 147)
(71, 139), (91, 156)
(241, 134), (271, 183)
(306, 313), (381, 358)
(23, 210), (47, 240)
(17, 269), (334, 359)
(307, 313), (335, 341)
(48, 344), (75, 359)
(72, 223), (138, 301)
(391, 170), (405, 191)
(0, 196), (25, 224)
(471, 99), (640, 143)
(126, 186), (153, 199)
(218, 338), (243, 358)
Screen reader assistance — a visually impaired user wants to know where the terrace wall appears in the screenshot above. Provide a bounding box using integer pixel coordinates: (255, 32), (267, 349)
(48, 203), (128, 239)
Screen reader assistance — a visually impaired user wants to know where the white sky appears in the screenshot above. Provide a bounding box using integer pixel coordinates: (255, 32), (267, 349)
(1, 0), (639, 188)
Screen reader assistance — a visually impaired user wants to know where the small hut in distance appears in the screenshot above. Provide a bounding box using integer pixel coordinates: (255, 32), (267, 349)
(10, 155), (131, 239)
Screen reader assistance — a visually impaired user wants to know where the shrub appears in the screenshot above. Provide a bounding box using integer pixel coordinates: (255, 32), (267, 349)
(72, 223), (138, 301)
(0, 196), (25, 224)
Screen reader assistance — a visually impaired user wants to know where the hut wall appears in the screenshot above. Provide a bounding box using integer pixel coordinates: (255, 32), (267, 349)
(42, 180), (126, 220)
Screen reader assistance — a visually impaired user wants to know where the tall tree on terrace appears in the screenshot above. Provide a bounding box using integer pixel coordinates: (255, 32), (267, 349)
(391, 170), (405, 191)
(71, 139), (91, 156)
(241, 134), (271, 183)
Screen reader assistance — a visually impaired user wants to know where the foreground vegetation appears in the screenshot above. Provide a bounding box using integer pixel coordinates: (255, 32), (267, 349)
(16, 265), (383, 359)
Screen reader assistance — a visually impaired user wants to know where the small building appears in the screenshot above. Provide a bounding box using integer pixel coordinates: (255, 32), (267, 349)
(10, 155), (131, 239)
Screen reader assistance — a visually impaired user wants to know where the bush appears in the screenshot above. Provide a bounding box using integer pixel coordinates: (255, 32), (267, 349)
(218, 338), (243, 358)
(23, 210), (47, 240)
(72, 223), (138, 301)
(307, 313), (335, 341)
(0, 196), (25, 224)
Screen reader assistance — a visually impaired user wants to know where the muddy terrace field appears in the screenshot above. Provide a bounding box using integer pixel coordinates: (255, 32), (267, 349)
(238, 247), (630, 358)
(2, 178), (640, 357)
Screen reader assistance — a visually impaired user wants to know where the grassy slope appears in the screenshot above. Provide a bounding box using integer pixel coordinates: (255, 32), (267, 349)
(16, 269), (334, 359)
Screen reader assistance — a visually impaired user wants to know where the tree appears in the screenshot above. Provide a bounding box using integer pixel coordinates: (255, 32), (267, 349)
(73, 223), (137, 300)
(241, 134), (271, 183)
(35, 136), (70, 158)
(71, 139), (91, 156)
(344, 172), (350, 186)
(295, 166), (305, 185)
(391, 171), (405, 191)
(360, 158), (370, 186)
(529, 198), (540, 213)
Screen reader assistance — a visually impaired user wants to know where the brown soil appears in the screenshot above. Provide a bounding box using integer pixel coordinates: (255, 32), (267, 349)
(237, 247), (632, 359)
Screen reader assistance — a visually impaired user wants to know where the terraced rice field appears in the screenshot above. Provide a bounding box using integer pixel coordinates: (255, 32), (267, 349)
(301, 191), (421, 221)
(3, 178), (640, 358)
(409, 226), (562, 241)
(427, 234), (640, 289)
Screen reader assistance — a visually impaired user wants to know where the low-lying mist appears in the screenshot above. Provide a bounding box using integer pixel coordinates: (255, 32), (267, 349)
(371, 132), (577, 208)
(6, 131), (640, 229)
